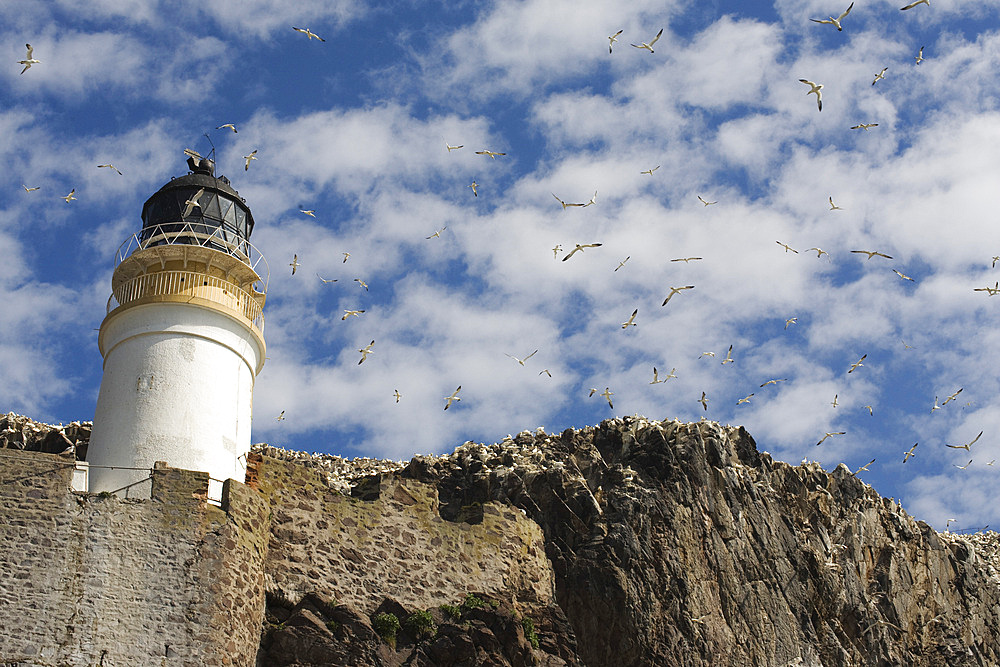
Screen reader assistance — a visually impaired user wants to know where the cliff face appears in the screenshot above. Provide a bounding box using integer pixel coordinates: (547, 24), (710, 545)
(3, 413), (999, 666)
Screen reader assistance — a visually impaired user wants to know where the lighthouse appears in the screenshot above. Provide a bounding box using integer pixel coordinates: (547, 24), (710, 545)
(87, 155), (268, 498)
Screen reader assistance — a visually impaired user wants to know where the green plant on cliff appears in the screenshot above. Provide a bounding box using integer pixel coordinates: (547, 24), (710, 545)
(372, 612), (400, 645)
(97, 491), (114, 499)
(461, 593), (487, 611)
(404, 609), (436, 640)
(521, 616), (540, 649)
(439, 603), (461, 620)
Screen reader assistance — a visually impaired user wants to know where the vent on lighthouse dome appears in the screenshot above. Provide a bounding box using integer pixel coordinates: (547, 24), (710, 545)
(139, 156), (256, 259)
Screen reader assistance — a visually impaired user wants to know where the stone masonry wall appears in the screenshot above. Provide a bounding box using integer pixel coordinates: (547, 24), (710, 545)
(253, 452), (555, 614)
(0, 449), (269, 667)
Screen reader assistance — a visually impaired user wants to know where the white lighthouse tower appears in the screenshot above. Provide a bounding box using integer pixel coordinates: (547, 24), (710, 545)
(87, 155), (268, 498)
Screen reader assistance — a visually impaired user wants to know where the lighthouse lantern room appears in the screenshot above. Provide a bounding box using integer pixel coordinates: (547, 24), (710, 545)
(87, 156), (268, 498)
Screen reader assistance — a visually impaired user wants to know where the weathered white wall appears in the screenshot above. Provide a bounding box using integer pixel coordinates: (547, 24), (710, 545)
(88, 301), (263, 493)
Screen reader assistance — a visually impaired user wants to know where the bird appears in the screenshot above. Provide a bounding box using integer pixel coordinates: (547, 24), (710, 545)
(827, 197), (844, 211)
(776, 241), (798, 253)
(539, 369), (552, 377)
(446, 143), (463, 151)
(584, 191), (598, 207)
(851, 249), (893, 260)
(974, 282), (1000, 296)
(588, 388), (598, 397)
(931, 396), (941, 412)
(671, 257), (703, 263)
(342, 252), (350, 262)
(799, 79), (823, 111)
(915, 46), (925, 64)
(641, 166), (660, 175)
(737, 394), (754, 405)
(62, 189), (76, 203)
(393, 390), (402, 403)
(299, 209), (316, 217)
(505, 350), (538, 366)
(847, 353), (867, 373)
(893, 269), (914, 281)
(816, 431), (846, 446)
(853, 458), (876, 475)
(608, 29), (623, 53)
(992, 256), (999, 268)
(468, 180), (478, 196)
(425, 226), (447, 239)
(443, 386), (462, 410)
(289, 254), (300, 275)
(987, 459), (995, 466)
(551, 244), (562, 259)
(275, 410), (285, 421)
(341, 310), (365, 320)
(807, 248), (830, 259)
(689, 614), (710, 625)
(900, 0), (929, 10)
(475, 149), (506, 159)
(358, 340), (375, 365)
(631, 28), (663, 53)
(602, 387), (614, 409)
(699, 351), (715, 359)
(183, 188), (205, 217)
(662, 285), (695, 306)
(946, 431), (982, 452)
(354, 278), (368, 291)
(810, 3), (854, 31)
(552, 193), (585, 210)
(942, 388), (963, 405)
(902, 442), (918, 463)
(243, 150), (257, 170)
(98, 164), (123, 175)
(872, 68), (888, 85)
(954, 459), (973, 470)
(621, 309), (638, 329)
(863, 405), (873, 416)
(831, 394), (839, 407)
(216, 123), (238, 133)
(562, 243), (602, 261)
(785, 317), (798, 329)
(760, 378), (788, 387)
(721, 345), (734, 365)
(17, 44), (39, 74)
(292, 26), (326, 41)
(851, 123), (879, 131)
(316, 274), (337, 284)
(698, 392), (708, 411)
(614, 257), (630, 271)
(22, 184), (39, 192)
(650, 367), (676, 384)
(698, 196), (717, 206)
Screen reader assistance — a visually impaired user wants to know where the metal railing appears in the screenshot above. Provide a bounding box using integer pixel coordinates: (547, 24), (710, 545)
(108, 270), (264, 333)
(114, 221), (269, 291)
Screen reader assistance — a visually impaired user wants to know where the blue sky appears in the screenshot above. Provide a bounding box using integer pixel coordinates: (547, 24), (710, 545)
(4, 0), (1000, 532)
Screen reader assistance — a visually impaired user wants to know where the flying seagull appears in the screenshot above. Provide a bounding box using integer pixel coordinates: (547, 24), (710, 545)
(621, 308), (638, 329)
(289, 254), (300, 275)
(816, 431), (846, 446)
(468, 180), (478, 196)
(243, 150), (257, 171)
(853, 458), (876, 475)
(562, 243), (602, 261)
(942, 388), (963, 405)
(650, 367), (676, 384)
(851, 123), (879, 131)
(915, 46), (925, 64)
(671, 257), (703, 263)
(609, 30), (623, 53)
(354, 278), (368, 291)
(954, 459), (973, 470)
(292, 26), (326, 41)
(831, 394), (839, 408)
(62, 189), (76, 203)
(552, 193), (585, 210)
(394, 390), (402, 403)
(808, 247), (830, 257)
(785, 317), (798, 329)
(946, 431), (982, 452)
(341, 310), (365, 320)
(661, 285), (695, 306)
(316, 274), (337, 283)
(720, 345), (734, 365)
(602, 387), (614, 409)
(810, 3), (854, 31)
(698, 391), (708, 411)
(584, 191), (598, 207)
(851, 249), (893, 260)
(737, 394), (754, 405)
(183, 188), (205, 217)
(216, 123), (238, 133)
(425, 226), (447, 239)
(22, 184), (39, 192)
(300, 209), (316, 217)
(446, 143), (463, 151)
(903, 442), (918, 463)
(760, 378), (788, 387)
(443, 386), (462, 410)
(799, 79), (823, 111)
(631, 28), (663, 53)
(698, 196), (717, 206)
(847, 353), (867, 374)
(475, 149), (506, 159)
(276, 410), (285, 421)
(641, 166), (660, 175)
(98, 163), (123, 175)
(505, 350), (538, 366)
(776, 241), (798, 253)
(900, 0), (929, 9)
(872, 67), (888, 85)
(614, 256), (630, 271)
(17, 44), (39, 74)
(358, 340), (375, 365)
(893, 269), (914, 281)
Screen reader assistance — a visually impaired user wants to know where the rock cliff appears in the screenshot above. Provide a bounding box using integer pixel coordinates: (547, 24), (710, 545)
(4, 412), (999, 666)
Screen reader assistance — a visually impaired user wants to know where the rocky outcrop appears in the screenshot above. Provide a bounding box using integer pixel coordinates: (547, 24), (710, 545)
(0, 412), (91, 459)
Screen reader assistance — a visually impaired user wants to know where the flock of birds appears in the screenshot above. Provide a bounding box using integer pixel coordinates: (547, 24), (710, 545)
(14, 8), (995, 500)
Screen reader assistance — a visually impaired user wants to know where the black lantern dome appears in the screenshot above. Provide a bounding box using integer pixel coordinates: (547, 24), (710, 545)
(139, 156), (255, 256)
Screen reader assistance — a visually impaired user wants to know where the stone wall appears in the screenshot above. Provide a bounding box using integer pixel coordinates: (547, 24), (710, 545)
(0, 449), (269, 667)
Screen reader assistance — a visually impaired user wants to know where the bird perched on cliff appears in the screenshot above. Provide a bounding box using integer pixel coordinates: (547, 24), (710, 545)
(602, 387), (614, 409)
(443, 386), (462, 409)
(946, 431), (982, 452)
(816, 431), (846, 446)
(631, 28), (663, 53)
(902, 442), (918, 462)
(799, 79), (823, 111)
(17, 44), (39, 74)
(662, 285), (695, 306)
(358, 340), (375, 364)
(810, 3), (854, 30)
